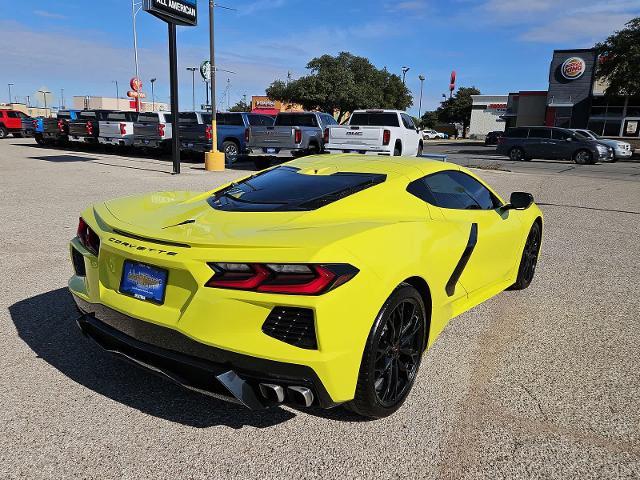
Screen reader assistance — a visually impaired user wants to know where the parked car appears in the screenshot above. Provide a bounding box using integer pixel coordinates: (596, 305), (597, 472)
(496, 126), (614, 164)
(0, 109), (30, 138)
(32, 117), (44, 143)
(421, 129), (438, 140)
(434, 131), (448, 139)
(484, 131), (503, 146)
(325, 109), (422, 157)
(36, 110), (81, 146)
(68, 110), (114, 144)
(133, 111), (173, 153)
(180, 112), (275, 164)
(98, 111), (139, 148)
(248, 111), (336, 168)
(571, 129), (632, 162)
(21, 115), (35, 137)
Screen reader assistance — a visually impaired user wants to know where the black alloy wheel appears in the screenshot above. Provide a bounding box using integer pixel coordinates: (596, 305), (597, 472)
(509, 147), (525, 161)
(573, 149), (593, 165)
(0, 126), (7, 139)
(348, 284), (426, 418)
(223, 140), (239, 164)
(509, 222), (542, 290)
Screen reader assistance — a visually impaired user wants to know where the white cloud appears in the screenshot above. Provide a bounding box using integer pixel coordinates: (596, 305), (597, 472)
(518, 14), (634, 44)
(238, 0), (287, 15)
(34, 10), (67, 20)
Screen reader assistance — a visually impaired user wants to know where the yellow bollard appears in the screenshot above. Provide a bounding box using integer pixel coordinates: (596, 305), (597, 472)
(205, 150), (225, 171)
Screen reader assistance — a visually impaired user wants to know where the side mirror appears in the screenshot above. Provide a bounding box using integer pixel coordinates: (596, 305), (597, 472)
(504, 192), (534, 210)
(565, 137), (573, 142)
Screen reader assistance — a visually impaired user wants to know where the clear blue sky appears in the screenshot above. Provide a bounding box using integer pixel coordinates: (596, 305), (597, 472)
(0, 0), (638, 115)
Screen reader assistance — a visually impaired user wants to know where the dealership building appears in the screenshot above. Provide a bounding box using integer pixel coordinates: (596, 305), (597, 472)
(470, 48), (640, 146)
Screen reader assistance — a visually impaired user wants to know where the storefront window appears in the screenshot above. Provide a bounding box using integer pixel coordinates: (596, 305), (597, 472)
(603, 120), (622, 136)
(622, 120), (639, 138)
(587, 119), (605, 135)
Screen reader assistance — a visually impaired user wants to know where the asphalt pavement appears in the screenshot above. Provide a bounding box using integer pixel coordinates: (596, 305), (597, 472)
(1, 138), (638, 479)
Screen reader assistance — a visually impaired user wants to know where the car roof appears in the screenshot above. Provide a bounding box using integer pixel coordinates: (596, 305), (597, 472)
(287, 154), (457, 180)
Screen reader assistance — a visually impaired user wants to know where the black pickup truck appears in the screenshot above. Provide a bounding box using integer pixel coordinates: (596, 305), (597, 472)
(68, 110), (113, 144)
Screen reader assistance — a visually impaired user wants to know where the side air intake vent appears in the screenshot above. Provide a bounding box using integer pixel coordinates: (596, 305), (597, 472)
(262, 307), (317, 350)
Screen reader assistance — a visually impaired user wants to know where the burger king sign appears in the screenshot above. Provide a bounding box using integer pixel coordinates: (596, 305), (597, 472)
(561, 57), (586, 80)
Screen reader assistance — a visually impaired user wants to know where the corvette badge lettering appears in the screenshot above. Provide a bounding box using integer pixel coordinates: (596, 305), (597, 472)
(109, 237), (178, 256)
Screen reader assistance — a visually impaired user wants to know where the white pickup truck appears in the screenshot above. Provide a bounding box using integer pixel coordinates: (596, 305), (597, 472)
(98, 111), (139, 147)
(324, 109), (423, 157)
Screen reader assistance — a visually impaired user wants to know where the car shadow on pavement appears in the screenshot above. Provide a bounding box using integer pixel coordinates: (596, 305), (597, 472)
(9, 288), (296, 429)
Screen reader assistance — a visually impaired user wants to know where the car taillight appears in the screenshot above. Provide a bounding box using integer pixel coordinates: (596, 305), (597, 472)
(120, 123), (127, 135)
(244, 127), (250, 142)
(58, 119), (64, 132)
(32, 119), (38, 129)
(205, 125), (212, 141)
(77, 217), (100, 256)
(86, 121), (94, 135)
(294, 128), (302, 144)
(323, 128), (329, 143)
(206, 263), (358, 295)
(383, 129), (391, 146)
(497, 136), (505, 145)
(157, 123), (166, 137)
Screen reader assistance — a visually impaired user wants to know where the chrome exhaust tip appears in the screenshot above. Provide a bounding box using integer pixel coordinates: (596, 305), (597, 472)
(259, 383), (285, 403)
(287, 386), (314, 407)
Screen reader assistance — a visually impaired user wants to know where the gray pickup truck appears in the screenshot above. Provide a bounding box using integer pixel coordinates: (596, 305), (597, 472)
(248, 111), (337, 168)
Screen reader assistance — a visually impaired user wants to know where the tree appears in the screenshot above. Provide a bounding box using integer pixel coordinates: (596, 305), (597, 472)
(595, 17), (640, 96)
(229, 99), (251, 112)
(434, 86), (480, 137)
(420, 111), (439, 129)
(266, 52), (413, 123)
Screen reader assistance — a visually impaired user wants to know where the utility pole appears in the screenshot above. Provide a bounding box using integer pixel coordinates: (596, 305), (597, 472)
(150, 78), (156, 111)
(204, 80), (210, 110)
(26, 95), (30, 107)
(38, 90), (51, 111)
(132, 0), (142, 112)
(186, 67), (197, 111)
(60, 88), (64, 109)
(8, 83), (14, 104)
(113, 80), (119, 109)
(418, 74), (425, 119)
(401, 66), (410, 85)
(204, 0), (225, 171)
(226, 78), (231, 110)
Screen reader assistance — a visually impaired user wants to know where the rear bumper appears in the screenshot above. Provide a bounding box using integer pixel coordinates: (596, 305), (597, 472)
(73, 294), (338, 409)
(99, 137), (134, 146)
(134, 137), (169, 149)
(325, 145), (392, 155)
(247, 147), (304, 158)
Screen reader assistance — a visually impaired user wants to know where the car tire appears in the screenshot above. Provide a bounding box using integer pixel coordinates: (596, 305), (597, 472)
(509, 221), (542, 291)
(573, 149), (593, 165)
(254, 157), (271, 170)
(223, 140), (239, 165)
(13, 132), (23, 138)
(417, 142), (423, 157)
(307, 143), (320, 156)
(34, 134), (45, 145)
(347, 283), (427, 419)
(509, 147), (526, 161)
(0, 126), (8, 139)
(393, 143), (402, 156)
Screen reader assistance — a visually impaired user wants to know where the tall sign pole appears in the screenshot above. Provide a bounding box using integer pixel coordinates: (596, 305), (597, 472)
(143, 0), (197, 175)
(204, 0), (225, 171)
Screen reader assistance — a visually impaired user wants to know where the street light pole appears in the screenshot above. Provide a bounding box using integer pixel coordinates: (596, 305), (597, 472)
(150, 78), (156, 111)
(186, 67), (197, 111)
(38, 90), (51, 111)
(132, 0), (142, 112)
(401, 66), (410, 85)
(113, 80), (119, 109)
(204, 0), (225, 171)
(418, 74), (425, 119)
(8, 83), (14, 104)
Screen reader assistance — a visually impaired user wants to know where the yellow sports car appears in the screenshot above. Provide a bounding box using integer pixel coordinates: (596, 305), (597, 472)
(69, 154), (542, 418)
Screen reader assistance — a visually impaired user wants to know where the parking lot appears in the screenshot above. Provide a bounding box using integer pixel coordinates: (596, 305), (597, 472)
(1, 138), (639, 479)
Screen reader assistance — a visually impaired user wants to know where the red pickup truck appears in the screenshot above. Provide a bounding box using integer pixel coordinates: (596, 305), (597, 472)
(0, 109), (29, 138)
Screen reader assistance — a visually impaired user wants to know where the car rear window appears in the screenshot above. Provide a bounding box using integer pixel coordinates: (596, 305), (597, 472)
(274, 113), (318, 127)
(79, 111), (97, 119)
(137, 113), (159, 123)
(208, 166), (386, 212)
(248, 114), (275, 126)
(217, 113), (244, 126)
(349, 112), (400, 127)
(57, 112), (71, 119)
(106, 112), (138, 121)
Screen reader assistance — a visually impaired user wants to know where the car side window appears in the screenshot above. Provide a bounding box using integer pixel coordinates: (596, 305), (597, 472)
(528, 128), (551, 139)
(408, 171), (500, 210)
(401, 114), (416, 130)
(552, 129), (573, 141)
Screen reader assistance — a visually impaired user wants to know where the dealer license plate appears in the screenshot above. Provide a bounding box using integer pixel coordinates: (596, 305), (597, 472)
(120, 261), (168, 304)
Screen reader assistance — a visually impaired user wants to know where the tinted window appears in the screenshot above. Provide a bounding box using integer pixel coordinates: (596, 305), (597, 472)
(7, 111), (19, 118)
(208, 166), (386, 212)
(218, 113), (244, 126)
(528, 128), (551, 139)
(505, 127), (528, 138)
(137, 113), (159, 123)
(247, 114), (275, 126)
(552, 128), (574, 140)
(57, 112), (71, 120)
(179, 112), (198, 124)
(408, 171), (499, 210)
(107, 112), (137, 121)
(401, 114), (416, 130)
(349, 112), (400, 127)
(79, 111), (97, 119)
(322, 114), (338, 126)
(275, 113), (318, 127)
